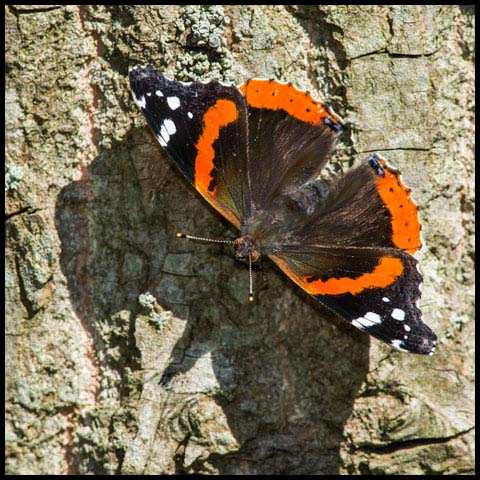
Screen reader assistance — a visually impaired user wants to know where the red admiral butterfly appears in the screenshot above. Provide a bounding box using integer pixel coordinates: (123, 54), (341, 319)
(129, 65), (437, 355)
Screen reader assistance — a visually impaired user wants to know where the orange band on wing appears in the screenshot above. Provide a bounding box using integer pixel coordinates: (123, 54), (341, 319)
(374, 160), (421, 254)
(239, 79), (341, 126)
(194, 99), (241, 229)
(270, 255), (404, 296)
(195, 99), (238, 196)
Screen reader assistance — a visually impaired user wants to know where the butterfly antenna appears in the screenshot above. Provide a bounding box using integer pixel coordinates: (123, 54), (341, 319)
(176, 232), (235, 245)
(248, 252), (254, 302)
(177, 232), (254, 302)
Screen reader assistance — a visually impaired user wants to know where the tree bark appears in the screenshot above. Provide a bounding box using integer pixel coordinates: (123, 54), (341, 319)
(5, 5), (474, 474)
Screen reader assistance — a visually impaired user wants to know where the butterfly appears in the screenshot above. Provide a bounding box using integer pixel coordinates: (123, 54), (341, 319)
(129, 65), (437, 355)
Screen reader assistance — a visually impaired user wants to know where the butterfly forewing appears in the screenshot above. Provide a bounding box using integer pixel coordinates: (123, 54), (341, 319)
(129, 66), (250, 228)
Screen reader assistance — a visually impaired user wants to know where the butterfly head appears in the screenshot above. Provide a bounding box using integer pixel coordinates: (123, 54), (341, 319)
(233, 235), (261, 264)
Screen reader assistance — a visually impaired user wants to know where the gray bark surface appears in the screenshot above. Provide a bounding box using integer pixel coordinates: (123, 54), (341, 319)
(5, 5), (474, 474)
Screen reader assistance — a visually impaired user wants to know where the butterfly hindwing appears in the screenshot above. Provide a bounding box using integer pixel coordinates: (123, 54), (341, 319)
(239, 79), (343, 213)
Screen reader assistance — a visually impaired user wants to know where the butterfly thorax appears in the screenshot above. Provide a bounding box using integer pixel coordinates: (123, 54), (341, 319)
(233, 235), (261, 264)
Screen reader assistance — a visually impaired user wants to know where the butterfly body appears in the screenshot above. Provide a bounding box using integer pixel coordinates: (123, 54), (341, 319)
(233, 235), (261, 264)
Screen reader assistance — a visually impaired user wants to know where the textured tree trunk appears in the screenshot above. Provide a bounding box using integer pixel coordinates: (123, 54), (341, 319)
(5, 5), (474, 475)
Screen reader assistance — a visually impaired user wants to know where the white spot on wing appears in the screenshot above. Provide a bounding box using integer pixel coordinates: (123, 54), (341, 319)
(352, 312), (382, 329)
(159, 124), (170, 145)
(391, 308), (406, 321)
(188, 111), (193, 119)
(146, 92), (152, 96)
(163, 119), (176, 135)
(156, 133), (167, 147)
(156, 119), (176, 147)
(155, 90), (163, 97)
(391, 339), (409, 352)
(167, 96), (181, 110)
(135, 95), (146, 109)
(365, 312), (382, 324)
(382, 297), (390, 303)
(404, 324), (411, 332)
(352, 319), (366, 331)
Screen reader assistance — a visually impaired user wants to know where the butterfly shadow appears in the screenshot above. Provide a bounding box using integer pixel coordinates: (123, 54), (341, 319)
(55, 128), (370, 474)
